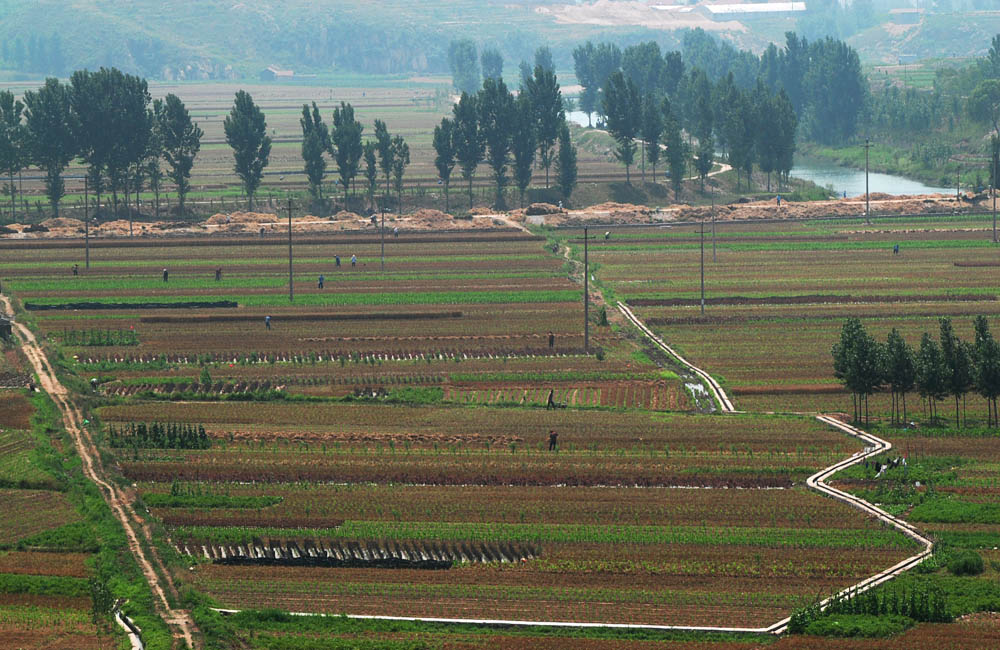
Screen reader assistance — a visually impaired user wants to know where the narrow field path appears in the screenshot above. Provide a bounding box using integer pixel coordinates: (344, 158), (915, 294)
(0, 295), (198, 650)
(617, 300), (934, 634)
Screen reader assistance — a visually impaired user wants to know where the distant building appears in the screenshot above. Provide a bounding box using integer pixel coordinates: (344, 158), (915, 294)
(704, 2), (807, 20)
(889, 8), (923, 25)
(259, 65), (295, 81)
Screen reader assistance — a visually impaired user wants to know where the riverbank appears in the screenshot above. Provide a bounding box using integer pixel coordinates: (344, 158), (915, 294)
(797, 142), (972, 194)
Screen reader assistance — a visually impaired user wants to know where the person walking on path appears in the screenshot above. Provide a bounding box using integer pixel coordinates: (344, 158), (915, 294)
(351, 254), (357, 267)
(215, 267), (222, 281)
(546, 389), (557, 410)
(318, 275), (324, 289)
(548, 429), (558, 451)
(265, 315), (271, 330)
(162, 268), (168, 282)
(548, 331), (555, 349)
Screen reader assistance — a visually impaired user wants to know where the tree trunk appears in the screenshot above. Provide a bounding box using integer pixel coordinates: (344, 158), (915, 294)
(468, 177), (473, 210)
(641, 142), (645, 183)
(8, 171), (14, 221)
(956, 395), (960, 428)
(444, 180), (450, 213)
(902, 392), (907, 424)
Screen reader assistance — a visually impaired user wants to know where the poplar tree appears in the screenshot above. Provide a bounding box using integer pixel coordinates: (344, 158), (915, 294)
(223, 90), (271, 210)
(300, 102), (329, 201)
(452, 93), (484, 209)
(23, 78), (76, 216)
(602, 71), (641, 184)
(332, 102), (363, 203)
(478, 77), (515, 209)
(432, 117), (457, 212)
(158, 93), (202, 215)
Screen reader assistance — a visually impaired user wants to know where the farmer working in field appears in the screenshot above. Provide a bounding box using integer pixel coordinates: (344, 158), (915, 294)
(546, 388), (557, 410)
(318, 275), (324, 289)
(548, 429), (558, 451)
(335, 254), (341, 267)
(265, 315), (271, 330)
(162, 268), (168, 282)
(351, 254), (357, 267)
(215, 267), (222, 281)
(548, 331), (555, 349)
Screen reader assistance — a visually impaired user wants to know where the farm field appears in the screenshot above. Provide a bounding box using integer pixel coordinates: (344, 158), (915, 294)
(7, 218), (997, 647)
(0, 389), (105, 648)
(586, 215), (1000, 418)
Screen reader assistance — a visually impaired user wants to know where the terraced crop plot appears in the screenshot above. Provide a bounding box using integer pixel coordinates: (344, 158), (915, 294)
(0, 227), (920, 635)
(587, 216), (1000, 418)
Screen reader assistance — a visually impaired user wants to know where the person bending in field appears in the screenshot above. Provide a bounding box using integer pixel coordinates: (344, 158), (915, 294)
(335, 255), (341, 267)
(548, 429), (558, 451)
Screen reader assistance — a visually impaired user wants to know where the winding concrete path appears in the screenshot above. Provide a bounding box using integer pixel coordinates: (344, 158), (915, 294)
(0, 296), (197, 649)
(617, 301), (934, 634)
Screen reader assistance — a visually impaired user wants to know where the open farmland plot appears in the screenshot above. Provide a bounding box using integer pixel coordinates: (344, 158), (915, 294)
(99, 401), (916, 627)
(586, 216), (1000, 417)
(0, 224), (945, 643)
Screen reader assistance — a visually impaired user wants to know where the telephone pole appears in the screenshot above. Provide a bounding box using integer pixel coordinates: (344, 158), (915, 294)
(84, 177), (90, 270)
(380, 193), (386, 272)
(584, 226), (589, 353)
(711, 183), (716, 263)
(863, 138), (872, 224)
(993, 138), (998, 243)
(287, 195), (293, 303)
(700, 217), (705, 315)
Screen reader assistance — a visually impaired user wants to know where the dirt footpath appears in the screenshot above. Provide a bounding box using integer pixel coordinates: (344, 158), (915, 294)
(0, 295), (199, 649)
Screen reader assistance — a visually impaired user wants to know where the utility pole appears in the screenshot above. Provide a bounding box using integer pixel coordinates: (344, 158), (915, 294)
(287, 195), (293, 303)
(381, 193), (386, 272)
(711, 183), (716, 263)
(584, 226), (589, 353)
(864, 138), (871, 224)
(993, 139), (998, 243)
(957, 166), (961, 203)
(84, 176), (90, 270)
(700, 217), (705, 316)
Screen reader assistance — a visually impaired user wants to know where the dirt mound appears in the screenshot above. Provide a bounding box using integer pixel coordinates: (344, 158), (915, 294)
(524, 203), (564, 216)
(409, 209), (451, 221)
(205, 211), (277, 225)
(332, 210), (363, 221)
(40, 217), (84, 230)
(468, 205), (494, 216)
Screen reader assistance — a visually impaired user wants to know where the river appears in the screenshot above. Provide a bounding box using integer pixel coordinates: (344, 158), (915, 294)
(566, 111), (954, 197)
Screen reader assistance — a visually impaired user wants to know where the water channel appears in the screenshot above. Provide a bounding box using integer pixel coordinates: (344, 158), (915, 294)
(566, 111), (955, 197)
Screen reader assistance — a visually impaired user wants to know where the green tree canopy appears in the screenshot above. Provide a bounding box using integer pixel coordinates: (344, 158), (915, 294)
(223, 90), (271, 209)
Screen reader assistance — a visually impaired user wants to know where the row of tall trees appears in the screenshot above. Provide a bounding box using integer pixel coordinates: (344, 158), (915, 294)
(297, 101), (411, 212)
(600, 68), (797, 193)
(0, 68), (202, 220)
(573, 30), (864, 147)
(433, 65), (577, 210)
(833, 317), (1000, 428)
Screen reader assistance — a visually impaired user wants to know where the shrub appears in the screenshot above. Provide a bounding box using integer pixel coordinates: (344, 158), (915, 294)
(803, 614), (913, 638)
(948, 550), (985, 576)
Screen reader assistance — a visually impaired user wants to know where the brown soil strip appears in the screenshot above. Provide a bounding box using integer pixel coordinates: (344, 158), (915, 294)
(629, 294), (995, 307)
(140, 311), (463, 324)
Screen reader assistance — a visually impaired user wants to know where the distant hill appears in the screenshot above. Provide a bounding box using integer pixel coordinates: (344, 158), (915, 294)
(0, 1), (997, 81)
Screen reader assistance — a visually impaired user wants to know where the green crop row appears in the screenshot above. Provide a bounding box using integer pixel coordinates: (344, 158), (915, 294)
(174, 521), (914, 549)
(25, 289), (582, 308)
